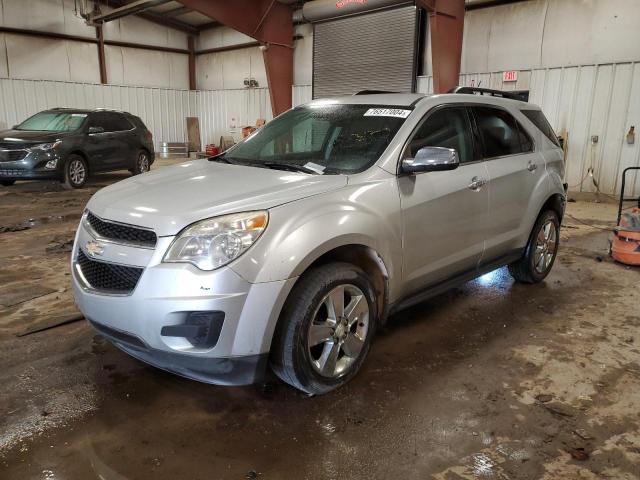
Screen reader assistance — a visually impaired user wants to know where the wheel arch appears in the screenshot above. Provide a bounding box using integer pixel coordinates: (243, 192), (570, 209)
(67, 150), (90, 172)
(266, 242), (391, 357)
(540, 192), (566, 222)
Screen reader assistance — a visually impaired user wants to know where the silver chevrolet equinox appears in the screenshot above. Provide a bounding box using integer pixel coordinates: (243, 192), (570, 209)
(72, 90), (566, 394)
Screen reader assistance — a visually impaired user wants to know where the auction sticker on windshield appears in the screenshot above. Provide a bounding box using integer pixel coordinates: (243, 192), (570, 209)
(364, 108), (411, 118)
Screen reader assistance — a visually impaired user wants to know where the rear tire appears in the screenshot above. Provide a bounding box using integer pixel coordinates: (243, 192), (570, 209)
(130, 150), (150, 176)
(508, 210), (560, 283)
(1, 180), (15, 186)
(270, 262), (377, 395)
(62, 154), (88, 189)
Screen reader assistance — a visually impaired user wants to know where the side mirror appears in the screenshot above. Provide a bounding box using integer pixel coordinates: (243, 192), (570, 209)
(88, 126), (105, 135)
(401, 146), (459, 174)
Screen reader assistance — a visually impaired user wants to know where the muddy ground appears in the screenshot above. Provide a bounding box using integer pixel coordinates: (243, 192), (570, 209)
(0, 160), (639, 479)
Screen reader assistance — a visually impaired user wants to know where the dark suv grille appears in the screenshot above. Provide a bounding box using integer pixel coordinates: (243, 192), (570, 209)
(77, 250), (144, 293)
(87, 212), (157, 247)
(0, 147), (28, 162)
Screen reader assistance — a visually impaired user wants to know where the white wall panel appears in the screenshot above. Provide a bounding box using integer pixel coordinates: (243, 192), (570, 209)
(104, 46), (189, 89)
(293, 85), (312, 107)
(418, 61), (640, 196)
(4, 34), (100, 83)
(102, 12), (188, 49)
(462, 0), (640, 73)
(196, 47), (266, 90)
(196, 88), (272, 147)
(196, 26), (254, 51)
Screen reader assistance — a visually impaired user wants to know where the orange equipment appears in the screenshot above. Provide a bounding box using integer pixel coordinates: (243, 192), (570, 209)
(611, 167), (640, 266)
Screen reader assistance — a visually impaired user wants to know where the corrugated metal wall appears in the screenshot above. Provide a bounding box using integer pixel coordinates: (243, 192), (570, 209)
(418, 62), (640, 196)
(293, 85), (312, 107)
(197, 87), (272, 147)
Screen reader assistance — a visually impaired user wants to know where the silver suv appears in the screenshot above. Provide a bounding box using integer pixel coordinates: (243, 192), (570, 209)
(72, 90), (566, 394)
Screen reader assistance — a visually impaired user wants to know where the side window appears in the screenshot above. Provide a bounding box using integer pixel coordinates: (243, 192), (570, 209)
(87, 113), (110, 132)
(402, 106), (474, 164)
(521, 109), (561, 147)
(518, 123), (534, 152)
(473, 107), (525, 158)
(106, 113), (133, 132)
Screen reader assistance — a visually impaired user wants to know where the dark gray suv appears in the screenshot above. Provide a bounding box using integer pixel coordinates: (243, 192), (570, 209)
(0, 108), (155, 188)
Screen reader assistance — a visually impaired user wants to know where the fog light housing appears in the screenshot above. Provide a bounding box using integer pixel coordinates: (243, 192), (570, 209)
(160, 311), (224, 348)
(45, 159), (58, 169)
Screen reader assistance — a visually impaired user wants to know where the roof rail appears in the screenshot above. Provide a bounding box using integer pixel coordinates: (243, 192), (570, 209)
(448, 86), (529, 102)
(353, 90), (397, 95)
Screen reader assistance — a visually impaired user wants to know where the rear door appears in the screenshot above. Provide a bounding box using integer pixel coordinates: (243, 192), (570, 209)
(103, 112), (137, 169)
(470, 105), (544, 262)
(85, 113), (115, 171)
(398, 105), (490, 295)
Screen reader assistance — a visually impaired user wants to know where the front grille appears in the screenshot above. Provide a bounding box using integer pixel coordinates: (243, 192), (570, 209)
(87, 212), (157, 247)
(0, 150), (27, 162)
(76, 250), (143, 293)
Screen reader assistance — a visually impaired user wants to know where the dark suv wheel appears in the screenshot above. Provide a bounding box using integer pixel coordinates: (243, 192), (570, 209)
(63, 154), (88, 189)
(508, 210), (560, 283)
(1, 180), (15, 186)
(271, 262), (377, 395)
(130, 150), (150, 176)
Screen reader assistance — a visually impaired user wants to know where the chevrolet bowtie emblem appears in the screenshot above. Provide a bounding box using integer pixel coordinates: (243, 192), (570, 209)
(85, 240), (105, 257)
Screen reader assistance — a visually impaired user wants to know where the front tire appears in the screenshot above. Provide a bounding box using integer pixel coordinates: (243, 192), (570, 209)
(62, 154), (88, 189)
(1, 180), (15, 186)
(508, 210), (560, 283)
(130, 150), (150, 176)
(270, 262), (377, 395)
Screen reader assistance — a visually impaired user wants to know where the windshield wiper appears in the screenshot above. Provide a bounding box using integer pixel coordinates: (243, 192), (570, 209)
(261, 162), (320, 174)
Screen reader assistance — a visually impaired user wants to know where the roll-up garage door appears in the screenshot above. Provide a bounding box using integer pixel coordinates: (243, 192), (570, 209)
(312, 5), (418, 98)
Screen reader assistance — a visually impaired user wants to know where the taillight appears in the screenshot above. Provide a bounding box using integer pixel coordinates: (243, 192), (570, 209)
(145, 130), (152, 142)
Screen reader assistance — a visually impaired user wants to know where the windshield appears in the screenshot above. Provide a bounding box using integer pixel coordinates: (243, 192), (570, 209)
(16, 111), (88, 132)
(223, 104), (411, 174)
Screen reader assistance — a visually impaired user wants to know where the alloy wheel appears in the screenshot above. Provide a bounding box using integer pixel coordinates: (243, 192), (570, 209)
(69, 159), (86, 186)
(138, 153), (149, 173)
(307, 284), (370, 378)
(533, 219), (557, 274)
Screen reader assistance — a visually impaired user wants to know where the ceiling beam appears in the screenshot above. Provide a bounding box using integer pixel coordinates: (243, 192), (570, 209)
(162, 5), (193, 17)
(90, 0), (172, 23)
(197, 21), (221, 31)
(94, 0), (200, 34)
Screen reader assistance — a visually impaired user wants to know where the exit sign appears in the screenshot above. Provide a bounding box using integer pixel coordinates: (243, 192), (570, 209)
(503, 71), (518, 82)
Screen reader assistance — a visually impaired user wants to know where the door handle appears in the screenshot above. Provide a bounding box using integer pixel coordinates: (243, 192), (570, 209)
(468, 176), (487, 191)
(527, 161), (538, 172)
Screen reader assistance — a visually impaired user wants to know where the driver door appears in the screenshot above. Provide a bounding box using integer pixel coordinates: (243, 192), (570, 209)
(398, 105), (490, 295)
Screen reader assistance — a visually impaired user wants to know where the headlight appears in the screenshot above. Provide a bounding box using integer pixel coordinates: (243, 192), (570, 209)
(31, 141), (61, 151)
(163, 211), (268, 271)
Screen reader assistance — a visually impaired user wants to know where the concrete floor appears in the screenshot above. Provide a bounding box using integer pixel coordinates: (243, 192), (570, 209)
(0, 159), (639, 479)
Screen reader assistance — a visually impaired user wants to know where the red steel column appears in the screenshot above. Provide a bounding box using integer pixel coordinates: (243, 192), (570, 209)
(420, 0), (465, 94)
(96, 26), (107, 84)
(188, 35), (196, 90)
(177, 0), (293, 115)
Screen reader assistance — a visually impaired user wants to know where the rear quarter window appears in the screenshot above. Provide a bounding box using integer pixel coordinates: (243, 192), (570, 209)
(521, 110), (561, 147)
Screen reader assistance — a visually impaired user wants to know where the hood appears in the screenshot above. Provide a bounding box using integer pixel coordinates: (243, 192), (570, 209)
(0, 130), (74, 144)
(87, 159), (348, 236)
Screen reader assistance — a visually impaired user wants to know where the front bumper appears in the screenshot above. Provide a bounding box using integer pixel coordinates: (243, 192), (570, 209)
(71, 216), (295, 385)
(0, 150), (63, 180)
(89, 319), (269, 385)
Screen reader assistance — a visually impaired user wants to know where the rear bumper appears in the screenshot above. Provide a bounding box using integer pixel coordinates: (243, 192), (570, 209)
(89, 319), (269, 385)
